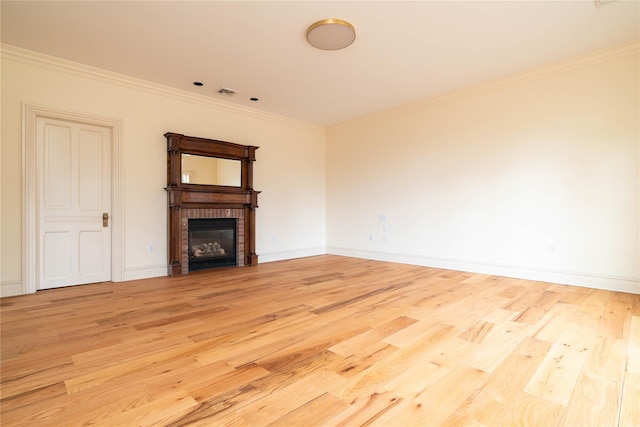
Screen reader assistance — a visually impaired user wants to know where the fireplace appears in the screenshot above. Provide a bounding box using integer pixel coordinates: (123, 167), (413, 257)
(165, 132), (259, 276)
(188, 218), (237, 271)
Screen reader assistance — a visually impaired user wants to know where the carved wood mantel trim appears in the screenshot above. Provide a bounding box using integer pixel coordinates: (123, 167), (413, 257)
(165, 132), (259, 276)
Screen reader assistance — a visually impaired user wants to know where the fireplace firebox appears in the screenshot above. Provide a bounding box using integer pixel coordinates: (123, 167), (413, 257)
(188, 218), (237, 271)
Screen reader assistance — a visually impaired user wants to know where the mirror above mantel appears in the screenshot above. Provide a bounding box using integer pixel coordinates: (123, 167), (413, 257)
(181, 154), (241, 187)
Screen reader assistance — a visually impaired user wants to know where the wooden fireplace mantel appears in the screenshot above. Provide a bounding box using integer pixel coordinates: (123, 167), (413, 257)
(165, 132), (260, 276)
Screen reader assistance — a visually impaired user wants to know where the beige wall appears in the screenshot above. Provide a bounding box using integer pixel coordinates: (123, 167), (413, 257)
(0, 46), (326, 296)
(2, 44), (638, 296)
(326, 47), (639, 293)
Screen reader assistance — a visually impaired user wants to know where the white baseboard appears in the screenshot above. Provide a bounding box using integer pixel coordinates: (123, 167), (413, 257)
(327, 247), (640, 295)
(0, 280), (24, 297)
(5, 252), (637, 295)
(259, 247), (326, 264)
(123, 264), (168, 281)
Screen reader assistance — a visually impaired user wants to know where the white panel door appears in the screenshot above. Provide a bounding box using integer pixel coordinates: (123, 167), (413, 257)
(37, 117), (111, 289)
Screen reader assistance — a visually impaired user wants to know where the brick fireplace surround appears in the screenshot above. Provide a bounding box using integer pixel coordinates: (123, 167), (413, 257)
(180, 208), (245, 274)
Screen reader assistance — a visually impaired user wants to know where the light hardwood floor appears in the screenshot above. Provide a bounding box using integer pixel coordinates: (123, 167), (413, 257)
(1, 255), (638, 426)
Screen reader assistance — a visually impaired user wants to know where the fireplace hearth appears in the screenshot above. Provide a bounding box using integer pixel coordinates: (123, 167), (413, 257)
(189, 218), (237, 271)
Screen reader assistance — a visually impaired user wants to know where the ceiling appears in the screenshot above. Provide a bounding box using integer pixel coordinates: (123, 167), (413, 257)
(2, 1), (638, 127)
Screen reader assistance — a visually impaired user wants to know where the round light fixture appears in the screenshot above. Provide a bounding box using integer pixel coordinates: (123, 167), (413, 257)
(306, 18), (356, 50)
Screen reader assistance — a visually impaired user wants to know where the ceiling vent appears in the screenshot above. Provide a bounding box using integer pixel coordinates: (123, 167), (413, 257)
(594, 0), (615, 7)
(217, 87), (238, 96)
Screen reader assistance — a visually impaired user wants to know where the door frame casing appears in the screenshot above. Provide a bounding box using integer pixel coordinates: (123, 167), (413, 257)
(23, 104), (123, 293)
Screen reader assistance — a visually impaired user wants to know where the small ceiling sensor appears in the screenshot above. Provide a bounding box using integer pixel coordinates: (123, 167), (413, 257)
(250, 97), (259, 102)
(193, 81), (204, 86)
(218, 87), (238, 95)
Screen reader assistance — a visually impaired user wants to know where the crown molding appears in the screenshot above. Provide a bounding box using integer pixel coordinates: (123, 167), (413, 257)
(0, 44), (326, 134)
(2, 41), (636, 136)
(328, 40), (640, 133)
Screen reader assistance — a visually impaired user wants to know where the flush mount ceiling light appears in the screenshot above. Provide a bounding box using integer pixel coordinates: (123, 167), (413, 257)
(306, 18), (356, 50)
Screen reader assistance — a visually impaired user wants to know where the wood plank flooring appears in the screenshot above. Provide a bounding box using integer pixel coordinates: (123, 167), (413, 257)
(1, 255), (638, 426)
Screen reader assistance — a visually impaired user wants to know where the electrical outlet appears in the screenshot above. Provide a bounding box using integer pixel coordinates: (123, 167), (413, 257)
(148, 243), (155, 253)
(369, 233), (375, 241)
(549, 245), (555, 255)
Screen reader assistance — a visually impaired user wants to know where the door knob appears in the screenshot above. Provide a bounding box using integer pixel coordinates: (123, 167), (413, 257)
(103, 212), (109, 227)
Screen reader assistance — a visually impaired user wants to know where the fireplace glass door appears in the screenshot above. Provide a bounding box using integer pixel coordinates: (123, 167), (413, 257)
(188, 218), (237, 271)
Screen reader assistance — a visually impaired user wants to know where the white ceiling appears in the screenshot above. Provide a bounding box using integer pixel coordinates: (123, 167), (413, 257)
(2, 1), (638, 126)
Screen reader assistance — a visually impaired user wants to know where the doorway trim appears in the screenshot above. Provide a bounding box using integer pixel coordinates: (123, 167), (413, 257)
(22, 104), (124, 293)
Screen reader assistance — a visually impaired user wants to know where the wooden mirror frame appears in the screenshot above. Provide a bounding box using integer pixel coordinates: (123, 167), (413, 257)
(165, 132), (260, 276)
